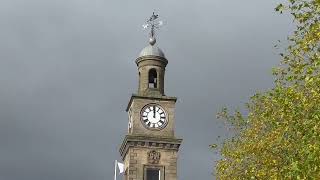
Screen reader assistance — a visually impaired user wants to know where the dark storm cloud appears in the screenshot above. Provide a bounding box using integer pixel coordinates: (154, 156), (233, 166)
(0, 0), (292, 179)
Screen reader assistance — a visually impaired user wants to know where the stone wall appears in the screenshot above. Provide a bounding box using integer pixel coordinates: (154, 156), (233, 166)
(124, 147), (178, 180)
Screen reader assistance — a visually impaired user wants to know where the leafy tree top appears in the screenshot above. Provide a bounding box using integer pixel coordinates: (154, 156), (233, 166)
(215, 0), (320, 179)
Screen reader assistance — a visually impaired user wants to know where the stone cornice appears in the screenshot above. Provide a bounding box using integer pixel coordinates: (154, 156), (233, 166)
(135, 56), (168, 66)
(126, 94), (177, 112)
(119, 135), (182, 160)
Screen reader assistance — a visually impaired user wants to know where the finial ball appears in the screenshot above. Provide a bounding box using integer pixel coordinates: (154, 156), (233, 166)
(149, 37), (156, 46)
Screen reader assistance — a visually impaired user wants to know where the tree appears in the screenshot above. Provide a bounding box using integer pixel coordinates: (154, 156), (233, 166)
(214, 0), (320, 179)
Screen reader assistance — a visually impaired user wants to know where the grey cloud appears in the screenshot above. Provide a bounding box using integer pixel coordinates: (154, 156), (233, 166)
(0, 0), (292, 179)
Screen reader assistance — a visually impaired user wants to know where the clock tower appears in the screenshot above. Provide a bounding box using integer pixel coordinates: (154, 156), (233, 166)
(119, 13), (182, 180)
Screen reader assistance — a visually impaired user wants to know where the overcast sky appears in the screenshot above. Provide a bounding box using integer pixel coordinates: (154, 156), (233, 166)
(0, 0), (293, 179)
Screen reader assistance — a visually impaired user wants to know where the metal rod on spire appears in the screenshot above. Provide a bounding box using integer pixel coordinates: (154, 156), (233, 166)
(142, 12), (164, 45)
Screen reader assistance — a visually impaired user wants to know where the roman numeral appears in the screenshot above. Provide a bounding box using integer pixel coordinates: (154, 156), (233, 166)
(152, 123), (156, 128)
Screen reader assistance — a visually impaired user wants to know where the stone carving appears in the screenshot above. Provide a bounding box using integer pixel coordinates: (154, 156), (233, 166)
(147, 150), (161, 164)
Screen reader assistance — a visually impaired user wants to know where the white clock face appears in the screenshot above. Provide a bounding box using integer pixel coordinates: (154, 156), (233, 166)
(141, 104), (167, 130)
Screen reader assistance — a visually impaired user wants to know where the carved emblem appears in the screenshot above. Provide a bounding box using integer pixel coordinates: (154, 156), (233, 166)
(147, 150), (161, 164)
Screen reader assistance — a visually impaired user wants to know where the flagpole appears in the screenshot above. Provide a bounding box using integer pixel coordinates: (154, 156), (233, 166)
(114, 160), (117, 180)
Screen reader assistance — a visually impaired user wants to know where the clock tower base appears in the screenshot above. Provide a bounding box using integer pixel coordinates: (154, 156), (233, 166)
(120, 135), (182, 180)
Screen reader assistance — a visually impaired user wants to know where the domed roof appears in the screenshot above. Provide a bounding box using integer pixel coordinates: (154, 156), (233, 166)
(139, 45), (166, 58)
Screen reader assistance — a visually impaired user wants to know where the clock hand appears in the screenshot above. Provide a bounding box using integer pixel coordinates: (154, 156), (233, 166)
(153, 106), (156, 118)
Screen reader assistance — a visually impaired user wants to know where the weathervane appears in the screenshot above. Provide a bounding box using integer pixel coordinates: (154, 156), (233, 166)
(142, 12), (163, 45)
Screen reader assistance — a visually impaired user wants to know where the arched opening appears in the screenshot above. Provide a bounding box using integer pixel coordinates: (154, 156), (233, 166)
(148, 69), (157, 88)
(138, 72), (141, 88)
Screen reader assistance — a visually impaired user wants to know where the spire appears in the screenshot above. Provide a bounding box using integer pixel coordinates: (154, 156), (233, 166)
(136, 12), (168, 96)
(139, 12), (166, 58)
(142, 12), (164, 46)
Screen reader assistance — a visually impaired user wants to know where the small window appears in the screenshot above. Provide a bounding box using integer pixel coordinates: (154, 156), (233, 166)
(148, 69), (157, 88)
(146, 168), (160, 180)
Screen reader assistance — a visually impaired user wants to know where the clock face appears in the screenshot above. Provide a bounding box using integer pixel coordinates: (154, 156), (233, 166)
(141, 104), (167, 130)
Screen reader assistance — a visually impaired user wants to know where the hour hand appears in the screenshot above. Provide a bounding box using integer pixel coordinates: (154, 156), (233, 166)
(153, 106), (156, 118)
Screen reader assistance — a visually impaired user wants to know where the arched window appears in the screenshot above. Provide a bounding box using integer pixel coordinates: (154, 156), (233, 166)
(148, 69), (157, 88)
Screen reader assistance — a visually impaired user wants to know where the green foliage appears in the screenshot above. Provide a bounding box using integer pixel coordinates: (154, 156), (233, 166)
(215, 0), (320, 179)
